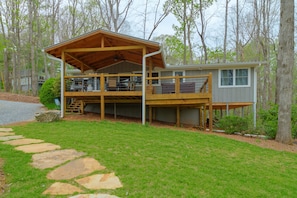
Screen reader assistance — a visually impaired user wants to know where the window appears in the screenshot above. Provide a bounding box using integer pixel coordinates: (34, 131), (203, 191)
(219, 68), (250, 87)
(133, 71), (160, 86)
(173, 71), (185, 83)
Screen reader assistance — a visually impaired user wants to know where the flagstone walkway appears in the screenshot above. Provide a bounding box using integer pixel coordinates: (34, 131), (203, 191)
(0, 127), (122, 197)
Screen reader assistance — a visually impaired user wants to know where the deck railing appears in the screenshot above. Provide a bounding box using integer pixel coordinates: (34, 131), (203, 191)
(64, 73), (142, 92)
(146, 74), (212, 95)
(64, 73), (212, 95)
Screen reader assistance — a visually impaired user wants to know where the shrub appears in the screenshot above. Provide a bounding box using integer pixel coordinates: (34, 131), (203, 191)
(216, 115), (248, 134)
(39, 78), (61, 109)
(52, 77), (61, 98)
(259, 104), (297, 139)
(258, 104), (278, 139)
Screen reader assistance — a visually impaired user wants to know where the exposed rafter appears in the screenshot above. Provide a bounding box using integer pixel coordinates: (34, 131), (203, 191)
(65, 53), (93, 71)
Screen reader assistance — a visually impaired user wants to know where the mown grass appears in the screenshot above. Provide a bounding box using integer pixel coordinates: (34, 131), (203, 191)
(1, 120), (297, 197)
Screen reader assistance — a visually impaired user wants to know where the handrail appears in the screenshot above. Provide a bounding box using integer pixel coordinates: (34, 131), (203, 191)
(146, 74), (210, 80)
(65, 73), (142, 79)
(200, 79), (209, 93)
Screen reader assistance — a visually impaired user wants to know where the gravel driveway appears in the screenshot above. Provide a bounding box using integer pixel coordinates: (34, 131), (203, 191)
(0, 100), (43, 125)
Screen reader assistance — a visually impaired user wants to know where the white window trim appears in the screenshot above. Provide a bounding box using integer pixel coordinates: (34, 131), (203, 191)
(218, 68), (251, 88)
(133, 71), (160, 86)
(172, 70), (185, 83)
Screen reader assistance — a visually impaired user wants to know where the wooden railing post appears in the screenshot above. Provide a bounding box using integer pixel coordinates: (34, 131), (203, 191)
(175, 75), (180, 94)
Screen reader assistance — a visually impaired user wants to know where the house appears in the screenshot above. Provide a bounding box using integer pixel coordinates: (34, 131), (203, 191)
(45, 29), (264, 130)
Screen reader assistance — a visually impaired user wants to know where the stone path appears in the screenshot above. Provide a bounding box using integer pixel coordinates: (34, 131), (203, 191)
(0, 127), (122, 197)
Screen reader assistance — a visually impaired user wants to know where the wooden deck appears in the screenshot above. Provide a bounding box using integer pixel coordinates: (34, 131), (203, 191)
(63, 73), (213, 130)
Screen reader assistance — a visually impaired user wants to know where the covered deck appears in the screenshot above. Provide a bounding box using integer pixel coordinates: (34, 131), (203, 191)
(45, 29), (213, 130)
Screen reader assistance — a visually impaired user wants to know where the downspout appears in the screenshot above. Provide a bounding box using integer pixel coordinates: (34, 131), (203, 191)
(43, 50), (65, 118)
(142, 47), (162, 125)
(253, 65), (258, 128)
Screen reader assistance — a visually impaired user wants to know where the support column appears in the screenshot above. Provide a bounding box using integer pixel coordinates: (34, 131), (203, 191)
(226, 103), (229, 116)
(203, 105), (206, 130)
(208, 73), (213, 132)
(100, 73), (105, 120)
(101, 96), (105, 120)
(114, 103), (117, 119)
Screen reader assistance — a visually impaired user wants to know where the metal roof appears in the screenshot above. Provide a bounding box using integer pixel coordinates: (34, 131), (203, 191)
(45, 29), (165, 71)
(155, 62), (267, 71)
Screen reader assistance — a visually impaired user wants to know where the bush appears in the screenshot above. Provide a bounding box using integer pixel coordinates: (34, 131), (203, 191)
(52, 77), (61, 98)
(259, 104), (297, 139)
(39, 78), (61, 109)
(216, 115), (248, 134)
(258, 104), (278, 139)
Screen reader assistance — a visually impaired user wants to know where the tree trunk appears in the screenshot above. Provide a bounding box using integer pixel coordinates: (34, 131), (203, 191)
(275, 0), (294, 144)
(183, 1), (187, 65)
(3, 49), (10, 92)
(223, 0), (230, 63)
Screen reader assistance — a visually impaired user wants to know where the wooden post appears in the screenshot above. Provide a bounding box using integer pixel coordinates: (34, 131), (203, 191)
(100, 73), (105, 120)
(80, 100), (84, 114)
(203, 104), (206, 131)
(208, 73), (213, 132)
(114, 103), (117, 119)
(100, 96), (105, 120)
(199, 107), (202, 128)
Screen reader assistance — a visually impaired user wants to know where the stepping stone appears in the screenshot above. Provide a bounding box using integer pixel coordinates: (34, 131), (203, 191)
(0, 132), (15, 136)
(15, 143), (61, 153)
(0, 128), (13, 132)
(75, 173), (123, 190)
(69, 194), (120, 198)
(42, 182), (83, 195)
(0, 135), (24, 141)
(3, 138), (44, 146)
(47, 157), (105, 180)
(31, 149), (85, 169)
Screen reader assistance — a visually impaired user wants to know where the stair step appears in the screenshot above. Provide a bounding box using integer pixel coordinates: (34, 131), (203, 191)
(66, 100), (84, 114)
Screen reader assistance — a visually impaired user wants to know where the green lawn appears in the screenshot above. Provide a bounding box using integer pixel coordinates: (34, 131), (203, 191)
(1, 120), (297, 197)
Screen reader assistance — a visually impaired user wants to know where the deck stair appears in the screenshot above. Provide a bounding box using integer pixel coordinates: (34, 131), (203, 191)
(66, 99), (84, 114)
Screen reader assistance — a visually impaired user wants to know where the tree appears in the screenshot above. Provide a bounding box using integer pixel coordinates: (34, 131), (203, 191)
(167, 0), (214, 64)
(139, 0), (170, 40)
(223, 0), (231, 63)
(153, 34), (187, 65)
(275, 0), (294, 144)
(95, 0), (133, 33)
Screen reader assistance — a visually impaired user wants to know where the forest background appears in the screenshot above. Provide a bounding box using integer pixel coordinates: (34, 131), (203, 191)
(0, 0), (296, 112)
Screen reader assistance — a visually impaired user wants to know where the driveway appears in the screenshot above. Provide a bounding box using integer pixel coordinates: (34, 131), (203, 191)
(0, 100), (43, 125)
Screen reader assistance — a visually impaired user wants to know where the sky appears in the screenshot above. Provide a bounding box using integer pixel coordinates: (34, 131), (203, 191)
(127, 0), (227, 43)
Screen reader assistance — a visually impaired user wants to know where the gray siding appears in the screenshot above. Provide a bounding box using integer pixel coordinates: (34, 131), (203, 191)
(85, 103), (142, 119)
(160, 68), (255, 103)
(84, 104), (200, 126)
(210, 68), (255, 103)
(97, 62), (141, 73)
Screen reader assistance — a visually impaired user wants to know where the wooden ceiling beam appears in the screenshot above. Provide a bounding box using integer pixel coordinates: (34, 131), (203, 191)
(65, 53), (94, 71)
(64, 45), (145, 53)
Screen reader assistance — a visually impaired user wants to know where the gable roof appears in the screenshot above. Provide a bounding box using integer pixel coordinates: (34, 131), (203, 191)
(44, 29), (165, 72)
